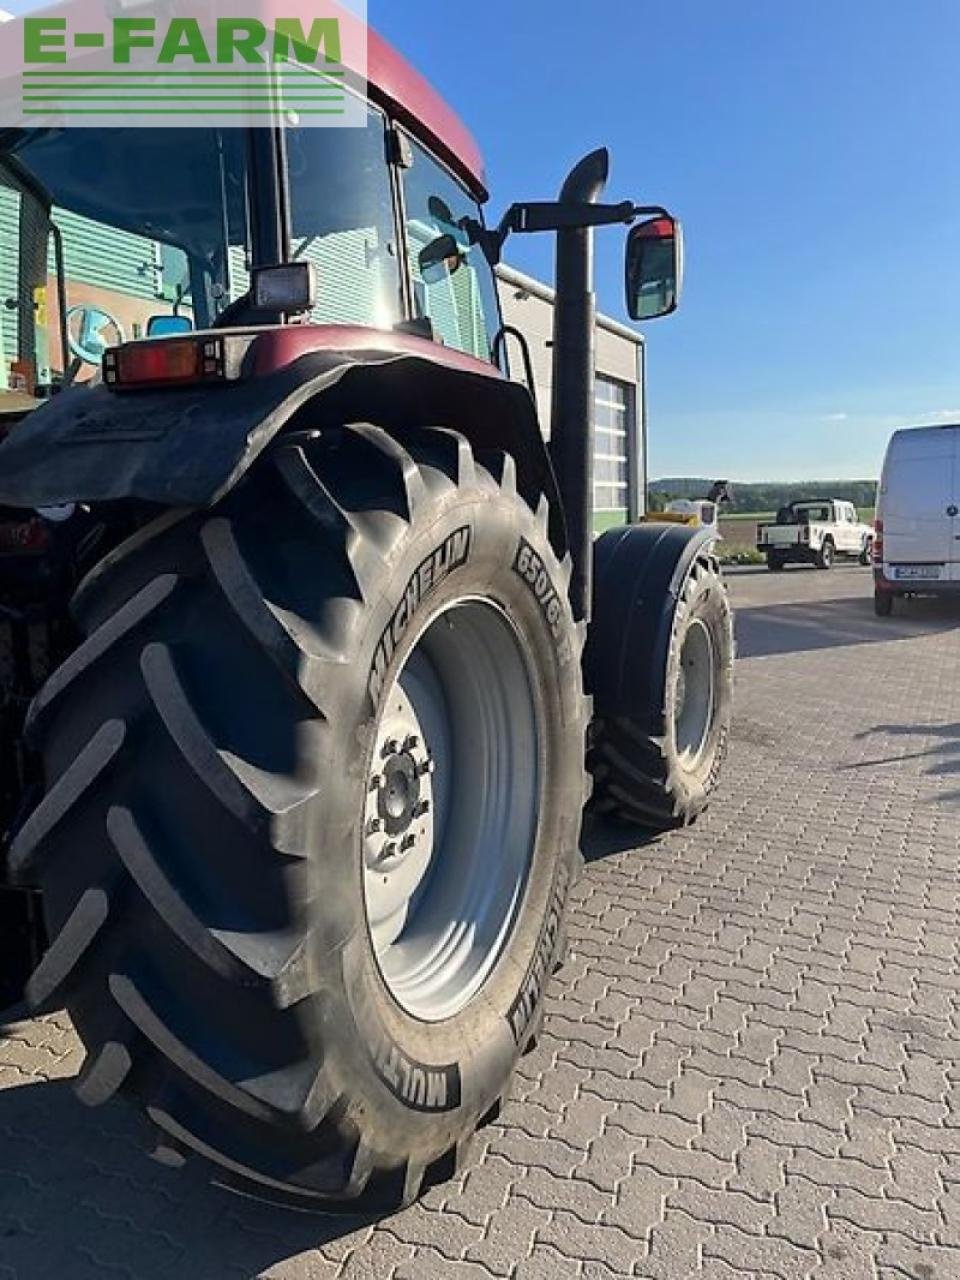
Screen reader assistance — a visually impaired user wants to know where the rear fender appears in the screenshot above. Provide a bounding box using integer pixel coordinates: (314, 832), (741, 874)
(584, 522), (715, 729)
(0, 349), (566, 555)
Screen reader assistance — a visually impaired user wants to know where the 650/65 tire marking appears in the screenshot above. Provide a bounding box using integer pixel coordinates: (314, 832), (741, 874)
(513, 538), (573, 664)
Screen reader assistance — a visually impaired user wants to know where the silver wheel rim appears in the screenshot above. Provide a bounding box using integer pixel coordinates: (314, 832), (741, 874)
(673, 619), (715, 767)
(363, 599), (540, 1022)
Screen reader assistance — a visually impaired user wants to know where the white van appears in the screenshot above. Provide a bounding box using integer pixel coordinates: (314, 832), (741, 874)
(874, 424), (960, 616)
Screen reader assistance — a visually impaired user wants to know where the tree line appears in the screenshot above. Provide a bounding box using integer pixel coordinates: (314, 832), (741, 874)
(648, 478), (878, 515)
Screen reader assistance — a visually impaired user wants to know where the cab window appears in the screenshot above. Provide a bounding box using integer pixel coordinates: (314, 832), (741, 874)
(400, 138), (500, 362)
(286, 105), (402, 330)
(2, 128), (251, 403)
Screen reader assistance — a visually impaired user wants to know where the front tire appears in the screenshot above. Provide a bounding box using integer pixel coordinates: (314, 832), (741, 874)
(859, 538), (873, 566)
(589, 551), (734, 829)
(11, 424), (588, 1212)
(766, 551), (785, 572)
(817, 539), (835, 570)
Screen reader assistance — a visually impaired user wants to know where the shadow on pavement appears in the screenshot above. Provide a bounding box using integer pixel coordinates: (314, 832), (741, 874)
(581, 811), (662, 863)
(0, 1075), (370, 1280)
(847, 720), (960, 782)
(735, 592), (960, 658)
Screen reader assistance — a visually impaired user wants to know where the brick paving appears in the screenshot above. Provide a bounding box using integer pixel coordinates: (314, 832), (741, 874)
(3, 562), (960, 1278)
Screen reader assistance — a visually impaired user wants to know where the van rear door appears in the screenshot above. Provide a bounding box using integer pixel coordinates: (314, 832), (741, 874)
(881, 427), (958, 582)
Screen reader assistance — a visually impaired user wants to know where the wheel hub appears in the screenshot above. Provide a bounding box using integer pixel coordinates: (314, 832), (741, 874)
(364, 694), (435, 933)
(377, 740), (427, 834)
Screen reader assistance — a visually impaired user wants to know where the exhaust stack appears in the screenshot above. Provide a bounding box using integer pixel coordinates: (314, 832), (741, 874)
(548, 148), (609, 621)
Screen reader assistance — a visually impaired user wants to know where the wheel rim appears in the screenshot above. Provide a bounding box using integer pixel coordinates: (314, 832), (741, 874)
(363, 599), (540, 1022)
(673, 619), (715, 767)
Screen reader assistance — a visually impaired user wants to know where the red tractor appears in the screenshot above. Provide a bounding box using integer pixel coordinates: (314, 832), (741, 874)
(0, 25), (733, 1211)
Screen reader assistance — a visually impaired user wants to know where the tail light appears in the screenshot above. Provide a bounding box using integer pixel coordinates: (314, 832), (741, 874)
(103, 337), (224, 389)
(102, 333), (251, 391)
(873, 518), (883, 563)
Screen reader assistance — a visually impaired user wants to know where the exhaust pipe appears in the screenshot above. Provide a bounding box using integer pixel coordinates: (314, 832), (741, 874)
(548, 148), (609, 622)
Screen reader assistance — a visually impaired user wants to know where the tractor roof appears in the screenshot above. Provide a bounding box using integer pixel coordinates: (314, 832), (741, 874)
(366, 28), (487, 200)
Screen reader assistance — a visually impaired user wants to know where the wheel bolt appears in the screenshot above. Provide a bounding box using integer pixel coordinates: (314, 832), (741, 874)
(402, 734), (420, 753)
(368, 774), (381, 791)
(417, 758), (435, 777)
(382, 738), (400, 758)
(382, 841), (397, 860)
(366, 817), (382, 835)
(400, 834), (416, 851)
(413, 799), (430, 818)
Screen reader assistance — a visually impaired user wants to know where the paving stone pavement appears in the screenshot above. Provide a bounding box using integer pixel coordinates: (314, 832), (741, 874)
(3, 563), (960, 1279)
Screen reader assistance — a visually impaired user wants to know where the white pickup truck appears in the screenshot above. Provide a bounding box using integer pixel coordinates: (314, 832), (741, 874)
(756, 499), (874, 571)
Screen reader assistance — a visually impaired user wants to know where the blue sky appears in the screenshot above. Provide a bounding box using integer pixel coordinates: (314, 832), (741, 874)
(5, 0), (958, 479)
(372, 0), (960, 481)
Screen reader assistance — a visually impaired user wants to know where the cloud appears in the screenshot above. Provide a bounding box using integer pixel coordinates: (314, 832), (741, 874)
(913, 409), (960, 426)
(825, 412), (849, 421)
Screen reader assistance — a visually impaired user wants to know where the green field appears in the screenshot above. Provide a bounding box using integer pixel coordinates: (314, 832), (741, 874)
(593, 510), (630, 533)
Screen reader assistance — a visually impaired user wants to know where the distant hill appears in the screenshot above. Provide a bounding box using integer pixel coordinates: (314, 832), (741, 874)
(649, 478), (878, 515)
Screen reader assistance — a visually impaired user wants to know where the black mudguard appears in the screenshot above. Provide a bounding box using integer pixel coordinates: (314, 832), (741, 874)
(0, 348), (564, 549)
(584, 522), (715, 728)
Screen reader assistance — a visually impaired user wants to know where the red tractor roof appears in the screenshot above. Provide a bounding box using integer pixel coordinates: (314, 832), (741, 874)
(253, 0), (487, 197)
(366, 28), (487, 201)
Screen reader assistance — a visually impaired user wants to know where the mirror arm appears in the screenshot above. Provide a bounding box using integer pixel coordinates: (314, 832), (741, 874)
(506, 200), (636, 234)
(468, 199), (650, 267)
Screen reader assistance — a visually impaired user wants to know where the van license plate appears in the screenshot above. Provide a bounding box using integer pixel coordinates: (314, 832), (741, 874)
(893, 565), (942, 580)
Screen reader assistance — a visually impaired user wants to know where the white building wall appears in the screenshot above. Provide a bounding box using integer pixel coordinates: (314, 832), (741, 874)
(496, 263), (645, 522)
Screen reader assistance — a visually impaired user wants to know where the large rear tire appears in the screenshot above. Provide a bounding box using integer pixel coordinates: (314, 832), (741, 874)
(10, 424), (588, 1212)
(589, 551), (733, 829)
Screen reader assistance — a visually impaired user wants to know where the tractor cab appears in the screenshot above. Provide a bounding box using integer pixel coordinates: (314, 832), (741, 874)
(0, 118), (502, 423)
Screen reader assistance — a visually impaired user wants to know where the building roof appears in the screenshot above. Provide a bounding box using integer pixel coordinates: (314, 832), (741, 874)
(496, 263), (644, 347)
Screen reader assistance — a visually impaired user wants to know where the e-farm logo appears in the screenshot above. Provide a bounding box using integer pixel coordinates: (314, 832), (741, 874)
(2, 0), (367, 127)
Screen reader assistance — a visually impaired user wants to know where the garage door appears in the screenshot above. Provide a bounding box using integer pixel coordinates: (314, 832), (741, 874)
(594, 375), (631, 526)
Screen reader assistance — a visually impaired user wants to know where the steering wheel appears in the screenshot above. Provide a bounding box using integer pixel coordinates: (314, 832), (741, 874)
(66, 304), (124, 366)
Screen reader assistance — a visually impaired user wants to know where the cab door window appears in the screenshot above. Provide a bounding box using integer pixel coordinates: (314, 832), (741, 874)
(286, 105), (402, 329)
(400, 138), (500, 362)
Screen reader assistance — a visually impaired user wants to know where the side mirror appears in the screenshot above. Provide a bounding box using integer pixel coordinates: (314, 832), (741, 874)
(625, 216), (683, 320)
(147, 313), (193, 337)
(418, 234), (464, 286)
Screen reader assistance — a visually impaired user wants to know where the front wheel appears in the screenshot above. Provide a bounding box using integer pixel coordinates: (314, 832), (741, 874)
(589, 552), (734, 829)
(766, 551), (785, 572)
(817, 539), (835, 570)
(859, 539), (873, 566)
(12, 424), (589, 1212)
